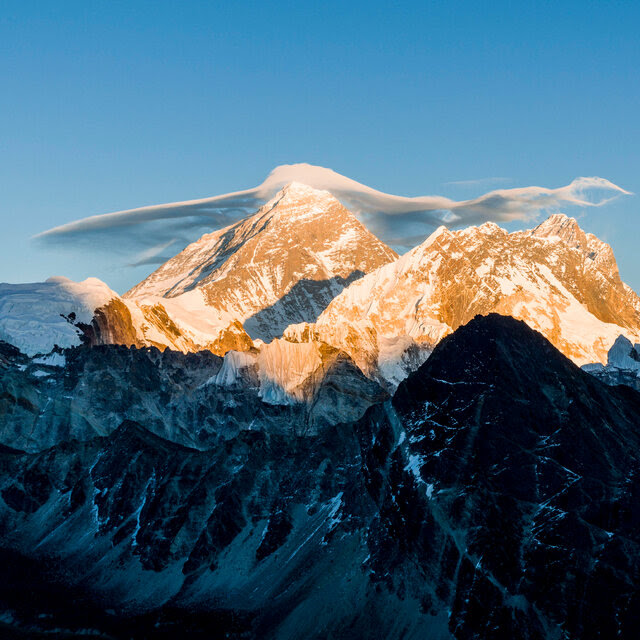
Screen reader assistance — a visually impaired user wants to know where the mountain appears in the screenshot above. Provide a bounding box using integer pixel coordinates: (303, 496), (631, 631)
(0, 276), (121, 356)
(286, 214), (640, 386)
(0, 335), (386, 453)
(125, 182), (398, 341)
(583, 334), (640, 392)
(1, 315), (640, 638)
(5, 204), (640, 403)
(0, 182), (406, 412)
(0, 182), (397, 359)
(7, 209), (640, 399)
(381, 314), (640, 638)
(0, 276), (257, 358)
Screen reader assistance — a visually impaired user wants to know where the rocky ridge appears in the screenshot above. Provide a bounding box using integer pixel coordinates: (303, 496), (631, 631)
(284, 213), (640, 386)
(1, 316), (640, 637)
(0, 337), (386, 453)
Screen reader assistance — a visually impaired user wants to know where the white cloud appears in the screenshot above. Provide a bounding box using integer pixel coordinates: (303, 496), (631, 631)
(35, 163), (631, 256)
(127, 238), (178, 267)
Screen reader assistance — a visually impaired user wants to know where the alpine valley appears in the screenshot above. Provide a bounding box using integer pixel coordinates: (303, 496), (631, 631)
(2, 181), (640, 638)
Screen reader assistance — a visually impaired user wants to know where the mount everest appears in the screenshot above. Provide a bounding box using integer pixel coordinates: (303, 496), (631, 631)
(126, 181), (398, 341)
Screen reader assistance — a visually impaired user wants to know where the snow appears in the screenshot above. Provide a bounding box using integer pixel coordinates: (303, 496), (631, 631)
(286, 492), (343, 562)
(495, 276), (517, 295)
(606, 335), (640, 371)
(404, 453), (426, 484)
(302, 213), (640, 385)
(33, 352), (67, 367)
(257, 340), (322, 404)
(129, 288), (236, 347)
(475, 258), (494, 278)
(210, 350), (257, 387)
(532, 263), (635, 364)
(377, 334), (430, 387)
(0, 277), (119, 356)
(312, 226), (359, 273)
(206, 339), (327, 406)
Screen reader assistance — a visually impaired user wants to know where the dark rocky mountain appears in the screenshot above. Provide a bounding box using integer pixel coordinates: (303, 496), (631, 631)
(1, 315), (640, 638)
(0, 339), (385, 453)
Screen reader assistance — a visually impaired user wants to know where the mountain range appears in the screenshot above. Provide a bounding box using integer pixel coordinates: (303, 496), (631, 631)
(2, 182), (639, 391)
(2, 315), (640, 638)
(1, 180), (640, 638)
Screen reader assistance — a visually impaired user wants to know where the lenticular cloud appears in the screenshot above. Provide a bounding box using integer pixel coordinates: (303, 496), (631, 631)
(35, 163), (631, 259)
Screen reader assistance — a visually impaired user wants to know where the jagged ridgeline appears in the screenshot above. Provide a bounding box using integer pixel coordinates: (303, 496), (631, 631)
(2, 185), (640, 393)
(2, 184), (640, 638)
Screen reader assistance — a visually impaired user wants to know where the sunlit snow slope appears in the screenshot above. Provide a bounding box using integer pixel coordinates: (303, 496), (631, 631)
(125, 182), (398, 341)
(285, 214), (640, 385)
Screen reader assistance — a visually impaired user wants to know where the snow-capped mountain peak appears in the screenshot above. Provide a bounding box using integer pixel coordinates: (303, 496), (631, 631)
(283, 214), (640, 387)
(0, 276), (120, 355)
(476, 220), (506, 235)
(275, 180), (332, 201)
(125, 182), (398, 341)
(256, 181), (352, 226)
(531, 213), (589, 249)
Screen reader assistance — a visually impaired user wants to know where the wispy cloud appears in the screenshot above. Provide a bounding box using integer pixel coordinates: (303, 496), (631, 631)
(126, 238), (178, 267)
(445, 177), (512, 187)
(35, 163), (632, 258)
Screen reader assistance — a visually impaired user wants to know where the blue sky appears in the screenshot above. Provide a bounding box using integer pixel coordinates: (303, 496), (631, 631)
(1, 1), (639, 293)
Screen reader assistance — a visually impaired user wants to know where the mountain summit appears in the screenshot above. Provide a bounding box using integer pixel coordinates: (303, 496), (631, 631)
(530, 212), (590, 247)
(285, 213), (640, 385)
(126, 182), (398, 340)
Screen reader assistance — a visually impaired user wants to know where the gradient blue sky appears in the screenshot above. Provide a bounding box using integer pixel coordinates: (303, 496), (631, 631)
(2, 1), (639, 293)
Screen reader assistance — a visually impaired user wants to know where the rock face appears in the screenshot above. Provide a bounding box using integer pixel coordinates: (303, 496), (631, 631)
(1, 315), (640, 638)
(379, 313), (640, 638)
(286, 214), (640, 386)
(125, 182), (398, 341)
(0, 338), (386, 453)
(608, 335), (640, 367)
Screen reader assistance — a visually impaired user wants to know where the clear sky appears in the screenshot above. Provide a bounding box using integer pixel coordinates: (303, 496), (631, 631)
(1, 1), (639, 293)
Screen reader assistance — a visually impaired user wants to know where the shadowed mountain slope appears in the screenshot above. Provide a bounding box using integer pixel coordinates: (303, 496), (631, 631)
(1, 315), (640, 637)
